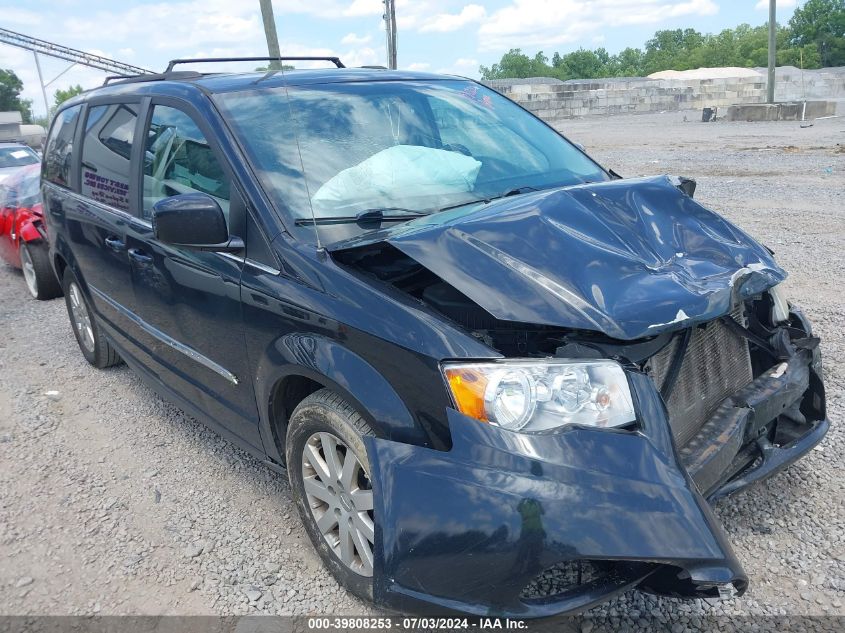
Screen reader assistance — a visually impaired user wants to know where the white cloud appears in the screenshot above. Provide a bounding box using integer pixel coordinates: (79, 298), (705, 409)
(395, 0), (433, 30)
(420, 4), (487, 33)
(343, 46), (381, 67)
(435, 57), (480, 77)
(3, 8), (42, 26)
(343, 0), (383, 17)
(405, 62), (432, 70)
(59, 1), (263, 53)
(755, 0), (796, 9)
(478, 0), (719, 52)
(269, 1), (381, 19)
(341, 32), (373, 45)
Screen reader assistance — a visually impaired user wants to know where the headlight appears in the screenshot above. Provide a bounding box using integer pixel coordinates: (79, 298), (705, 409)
(443, 359), (636, 433)
(769, 283), (790, 324)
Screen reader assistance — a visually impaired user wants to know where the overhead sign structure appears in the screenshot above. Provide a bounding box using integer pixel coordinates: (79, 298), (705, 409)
(0, 27), (153, 121)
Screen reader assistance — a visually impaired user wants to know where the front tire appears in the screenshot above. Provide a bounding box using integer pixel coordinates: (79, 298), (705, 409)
(62, 269), (121, 369)
(286, 389), (376, 601)
(20, 241), (62, 300)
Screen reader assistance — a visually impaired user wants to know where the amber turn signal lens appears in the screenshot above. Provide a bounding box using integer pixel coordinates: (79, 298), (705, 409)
(444, 367), (489, 422)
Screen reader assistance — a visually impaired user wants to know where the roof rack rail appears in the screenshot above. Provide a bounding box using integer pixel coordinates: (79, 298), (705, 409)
(102, 71), (204, 87)
(103, 74), (140, 85)
(165, 56), (345, 72)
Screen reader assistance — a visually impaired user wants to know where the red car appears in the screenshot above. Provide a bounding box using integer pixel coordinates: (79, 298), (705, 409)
(0, 163), (62, 299)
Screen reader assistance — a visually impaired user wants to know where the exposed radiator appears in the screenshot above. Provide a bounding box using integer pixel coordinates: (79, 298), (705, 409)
(647, 306), (753, 447)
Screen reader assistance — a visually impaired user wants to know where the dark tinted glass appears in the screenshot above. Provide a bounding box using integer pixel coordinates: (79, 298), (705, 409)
(80, 104), (138, 212)
(43, 105), (81, 188)
(143, 105), (230, 222)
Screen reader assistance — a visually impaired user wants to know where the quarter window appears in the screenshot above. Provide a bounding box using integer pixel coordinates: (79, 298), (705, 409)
(80, 103), (138, 212)
(142, 105), (230, 222)
(43, 105), (82, 188)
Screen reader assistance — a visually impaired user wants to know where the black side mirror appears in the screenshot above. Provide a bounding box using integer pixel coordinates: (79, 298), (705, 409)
(152, 193), (243, 252)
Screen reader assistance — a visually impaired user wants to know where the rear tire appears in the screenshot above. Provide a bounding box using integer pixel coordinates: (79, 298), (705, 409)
(62, 269), (122, 369)
(286, 389), (376, 602)
(20, 241), (62, 300)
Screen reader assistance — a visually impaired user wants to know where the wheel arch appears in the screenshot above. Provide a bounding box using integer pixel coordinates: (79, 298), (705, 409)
(51, 236), (84, 292)
(256, 334), (425, 466)
(53, 251), (68, 281)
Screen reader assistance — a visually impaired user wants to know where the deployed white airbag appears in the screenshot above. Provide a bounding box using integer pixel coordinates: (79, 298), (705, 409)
(312, 145), (482, 209)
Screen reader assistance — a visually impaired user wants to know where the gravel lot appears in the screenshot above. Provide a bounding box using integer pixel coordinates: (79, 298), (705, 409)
(0, 111), (842, 629)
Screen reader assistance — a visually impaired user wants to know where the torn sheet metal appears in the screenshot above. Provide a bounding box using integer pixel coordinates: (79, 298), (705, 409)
(331, 176), (785, 340)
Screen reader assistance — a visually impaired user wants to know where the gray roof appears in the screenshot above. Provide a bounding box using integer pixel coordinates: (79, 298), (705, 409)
(0, 111), (23, 124)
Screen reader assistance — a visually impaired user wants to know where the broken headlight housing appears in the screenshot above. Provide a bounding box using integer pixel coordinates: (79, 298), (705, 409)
(443, 359), (636, 433)
(769, 283), (790, 324)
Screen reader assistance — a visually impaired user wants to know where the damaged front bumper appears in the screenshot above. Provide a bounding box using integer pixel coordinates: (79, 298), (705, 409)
(363, 313), (828, 618)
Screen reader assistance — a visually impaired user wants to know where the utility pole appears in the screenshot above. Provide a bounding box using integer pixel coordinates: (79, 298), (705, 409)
(259, 0), (282, 70)
(384, 0), (397, 69)
(767, 0), (776, 104)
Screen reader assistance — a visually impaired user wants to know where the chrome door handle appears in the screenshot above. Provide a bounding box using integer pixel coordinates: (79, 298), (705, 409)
(104, 236), (126, 252)
(128, 248), (153, 267)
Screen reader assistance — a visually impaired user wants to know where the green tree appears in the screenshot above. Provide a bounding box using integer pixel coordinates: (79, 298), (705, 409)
(479, 3), (835, 81)
(642, 28), (706, 74)
(608, 47), (645, 77)
(0, 68), (33, 123)
(555, 48), (611, 79)
(790, 0), (845, 67)
(479, 49), (555, 79)
(53, 84), (84, 108)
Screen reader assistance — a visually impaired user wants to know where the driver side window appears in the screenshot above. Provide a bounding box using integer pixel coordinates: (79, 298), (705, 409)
(143, 105), (230, 222)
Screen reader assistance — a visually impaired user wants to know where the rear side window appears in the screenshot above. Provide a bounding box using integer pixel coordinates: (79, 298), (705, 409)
(143, 105), (230, 222)
(80, 103), (138, 212)
(43, 105), (82, 188)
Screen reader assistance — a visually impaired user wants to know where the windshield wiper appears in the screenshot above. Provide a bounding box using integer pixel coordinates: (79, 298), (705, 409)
(297, 187), (548, 227)
(294, 207), (428, 227)
(435, 186), (541, 214)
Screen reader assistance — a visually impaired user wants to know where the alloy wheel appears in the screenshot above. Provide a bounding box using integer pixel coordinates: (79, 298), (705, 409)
(301, 432), (375, 576)
(20, 245), (38, 298)
(68, 282), (95, 353)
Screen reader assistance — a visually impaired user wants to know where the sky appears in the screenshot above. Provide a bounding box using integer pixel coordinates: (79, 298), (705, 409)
(1, 0), (801, 118)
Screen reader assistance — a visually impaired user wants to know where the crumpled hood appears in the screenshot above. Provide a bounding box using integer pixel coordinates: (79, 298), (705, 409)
(331, 175), (786, 340)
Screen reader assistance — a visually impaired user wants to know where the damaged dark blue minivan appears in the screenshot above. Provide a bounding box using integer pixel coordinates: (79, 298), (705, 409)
(43, 60), (829, 617)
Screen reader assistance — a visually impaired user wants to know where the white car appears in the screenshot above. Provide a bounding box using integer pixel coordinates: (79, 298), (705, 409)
(0, 142), (40, 184)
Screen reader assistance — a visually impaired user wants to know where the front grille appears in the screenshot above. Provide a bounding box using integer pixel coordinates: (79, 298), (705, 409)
(647, 307), (753, 446)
